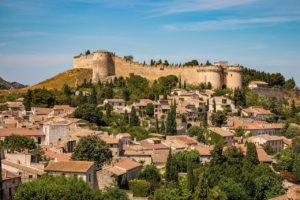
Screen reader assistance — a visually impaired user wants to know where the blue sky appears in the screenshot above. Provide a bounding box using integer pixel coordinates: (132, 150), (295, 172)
(0, 0), (300, 86)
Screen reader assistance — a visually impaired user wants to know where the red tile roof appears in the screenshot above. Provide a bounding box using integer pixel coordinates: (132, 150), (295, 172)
(0, 128), (44, 137)
(45, 161), (94, 173)
(114, 159), (141, 171)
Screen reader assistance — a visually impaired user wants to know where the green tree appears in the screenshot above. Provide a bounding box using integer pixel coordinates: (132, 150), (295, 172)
(213, 99), (217, 113)
(194, 173), (210, 200)
(123, 110), (129, 124)
(211, 111), (227, 127)
(243, 143), (259, 172)
(137, 165), (161, 183)
(124, 55), (134, 62)
(208, 186), (227, 200)
(155, 117), (160, 133)
(146, 103), (154, 117)
(130, 106), (139, 126)
(166, 101), (177, 135)
(165, 149), (178, 183)
(23, 89), (32, 111)
(71, 135), (112, 169)
(4, 135), (36, 152)
(187, 156), (195, 192)
(293, 154), (300, 183)
(187, 125), (206, 143)
(101, 187), (128, 200)
(14, 175), (102, 200)
(74, 103), (104, 126)
(129, 179), (150, 197)
(89, 86), (98, 105)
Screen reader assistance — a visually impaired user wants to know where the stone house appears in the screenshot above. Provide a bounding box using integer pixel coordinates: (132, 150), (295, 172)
(242, 106), (275, 120)
(102, 99), (126, 109)
(2, 159), (45, 182)
(208, 127), (234, 145)
(2, 169), (21, 200)
(191, 144), (214, 163)
(43, 118), (81, 145)
(97, 159), (142, 190)
(45, 161), (97, 188)
(208, 96), (235, 113)
(248, 81), (269, 89)
(247, 134), (283, 152)
(0, 128), (45, 145)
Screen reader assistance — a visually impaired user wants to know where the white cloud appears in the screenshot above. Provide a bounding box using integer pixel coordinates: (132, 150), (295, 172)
(162, 16), (300, 31)
(149, 0), (257, 17)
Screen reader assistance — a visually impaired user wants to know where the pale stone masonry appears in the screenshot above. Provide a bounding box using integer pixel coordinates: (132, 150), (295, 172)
(73, 50), (243, 89)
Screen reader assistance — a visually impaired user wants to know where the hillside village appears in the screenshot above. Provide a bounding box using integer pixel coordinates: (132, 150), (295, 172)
(0, 71), (300, 200)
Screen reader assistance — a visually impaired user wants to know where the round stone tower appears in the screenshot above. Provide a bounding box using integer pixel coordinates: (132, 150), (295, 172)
(225, 65), (243, 89)
(92, 51), (115, 83)
(199, 66), (223, 89)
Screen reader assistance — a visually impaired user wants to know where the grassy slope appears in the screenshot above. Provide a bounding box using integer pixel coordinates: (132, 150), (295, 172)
(19, 68), (92, 92)
(0, 68), (92, 97)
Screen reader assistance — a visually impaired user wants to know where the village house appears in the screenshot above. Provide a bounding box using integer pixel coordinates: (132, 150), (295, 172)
(234, 123), (283, 136)
(2, 169), (22, 200)
(0, 128), (45, 145)
(43, 117), (82, 145)
(97, 159), (142, 190)
(191, 144), (214, 163)
(5, 102), (25, 111)
(121, 145), (153, 165)
(102, 99), (126, 109)
(208, 127), (234, 145)
(248, 81), (269, 89)
(2, 158), (45, 182)
(164, 135), (198, 150)
(48, 105), (76, 117)
(247, 134), (283, 152)
(2, 117), (18, 128)
(242, 106), (275, 120)
(208, 96), (235, 113)
(231, 144), (273, 164)
(45, 161), (97, 188)
(29, 107), (52, 124)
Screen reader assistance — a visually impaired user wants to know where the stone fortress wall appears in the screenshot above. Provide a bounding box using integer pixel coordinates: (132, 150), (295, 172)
(73, 50), (243, 89)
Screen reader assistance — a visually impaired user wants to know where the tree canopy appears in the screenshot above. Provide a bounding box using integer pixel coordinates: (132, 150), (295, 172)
(71, 135), (112, 169)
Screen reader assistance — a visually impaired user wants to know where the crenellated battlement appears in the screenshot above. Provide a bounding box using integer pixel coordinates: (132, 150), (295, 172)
(72, 50), (243, 89)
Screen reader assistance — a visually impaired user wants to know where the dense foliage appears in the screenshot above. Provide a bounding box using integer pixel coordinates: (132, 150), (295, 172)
(14, 175), (103, 200)
(243, 68), (295, 89)
(3, 135), (36, 152)
(71, 135), (112, 169)
(14, 175), (128, 200)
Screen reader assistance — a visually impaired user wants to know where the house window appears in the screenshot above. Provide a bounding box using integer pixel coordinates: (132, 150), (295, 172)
(9, 188), (12, 196)
(88, 174), (92, 182)
(37, 137), (41, 144)
(29, 175), (33, 179)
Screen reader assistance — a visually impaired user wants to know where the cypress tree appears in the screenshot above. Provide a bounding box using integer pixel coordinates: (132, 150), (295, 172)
(187, 156), (195, 192)
(0, 156), (3, 200)
(291, 100), (297, 118)
(89, 86), (97, 105)
(123, 110), (129, 124)
(166, 100), (177, 135)
(155, 117), (160, 133)
(130, 106), (139, 126)
(213, 99), (217, 113)
(165, 149), (178, 183)
(161, 120), (166, 134)
(194, 173), (209, 200)
(243, 142), (259, 172)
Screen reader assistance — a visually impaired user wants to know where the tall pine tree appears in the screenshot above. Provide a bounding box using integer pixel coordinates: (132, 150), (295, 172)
(130, 106), (139, 126)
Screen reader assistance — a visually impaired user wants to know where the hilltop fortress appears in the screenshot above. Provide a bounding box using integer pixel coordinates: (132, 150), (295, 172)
(73, 50), (243, 89)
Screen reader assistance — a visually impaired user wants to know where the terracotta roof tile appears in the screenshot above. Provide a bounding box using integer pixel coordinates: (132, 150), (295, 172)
(0, 128), (44, 137)
(45, 161), (94, 173)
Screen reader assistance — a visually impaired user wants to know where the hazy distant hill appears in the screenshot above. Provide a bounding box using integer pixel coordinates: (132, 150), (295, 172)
(19, 68), (92, 92)
(0, 77), (27, 90)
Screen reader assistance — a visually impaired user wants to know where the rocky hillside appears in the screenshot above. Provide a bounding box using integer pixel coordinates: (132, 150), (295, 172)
(0, 77), (26, 90)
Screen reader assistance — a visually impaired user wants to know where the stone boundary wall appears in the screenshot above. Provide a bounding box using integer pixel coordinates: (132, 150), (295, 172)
(73, 51), (243, 89)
